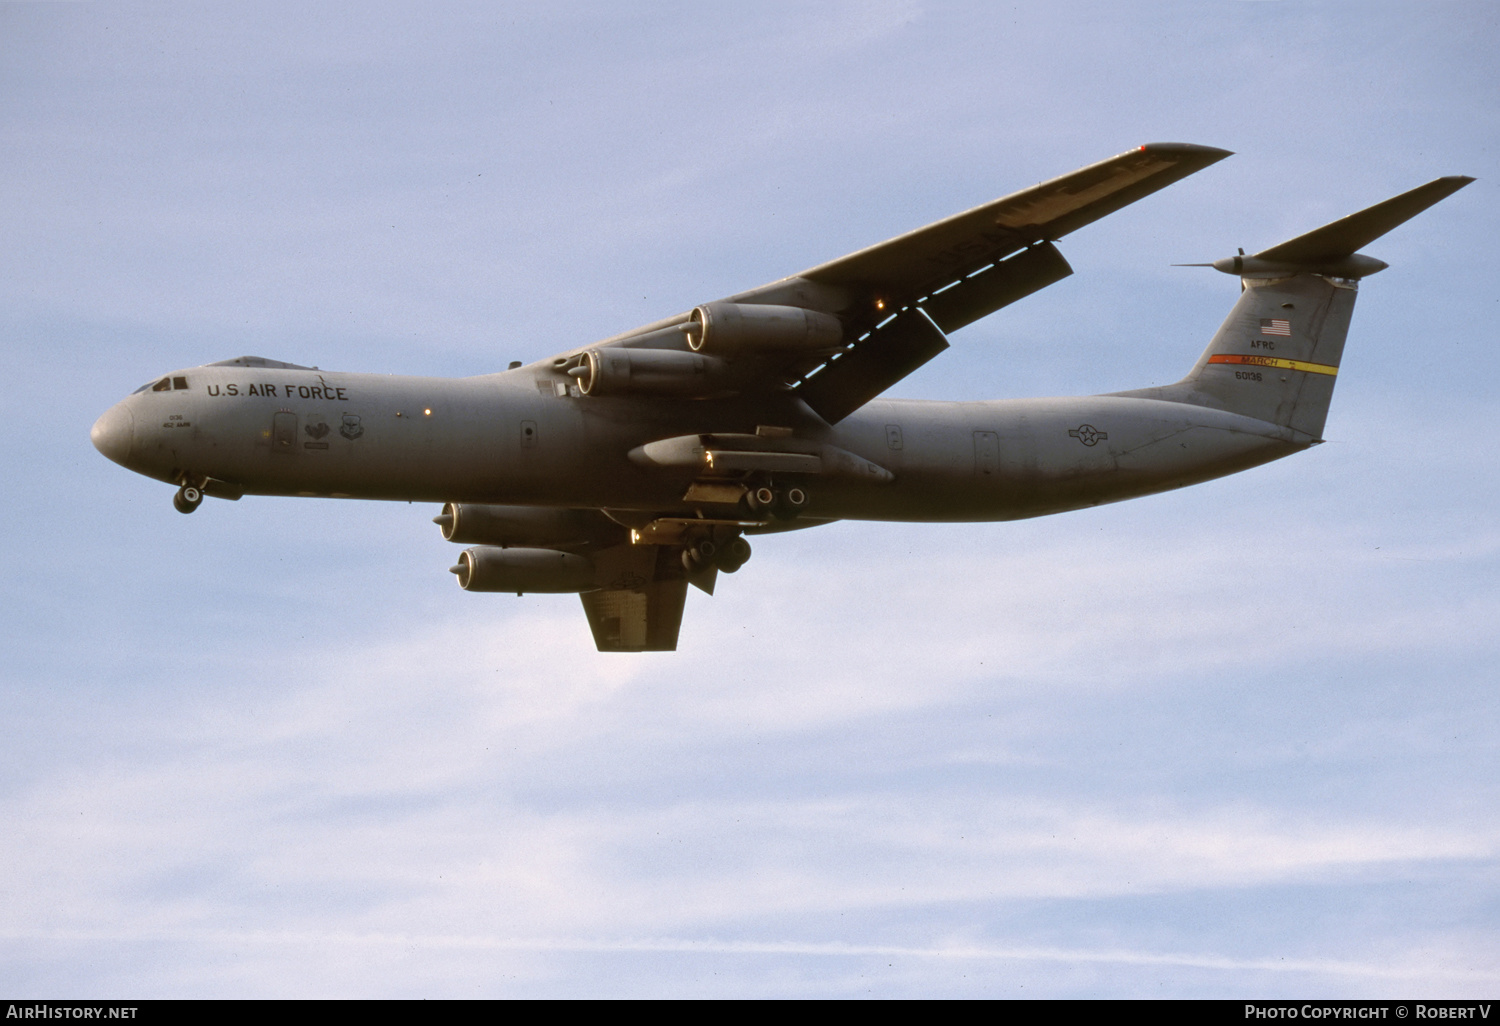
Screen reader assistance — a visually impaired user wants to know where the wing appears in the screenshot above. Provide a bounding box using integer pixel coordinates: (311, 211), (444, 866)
(758, 142), (1232, 316)
(539, 143), (1230, 423)
(526, 147), (1232, 649)
(477, 147), (1237, 652)
(579, 543), (691, 652)
(780, 143), (1232, 420)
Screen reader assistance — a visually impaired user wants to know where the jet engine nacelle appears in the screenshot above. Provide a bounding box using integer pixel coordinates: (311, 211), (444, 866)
(686, 302), (843, 354)
(575, 347), (733, 398)
(450, 546), (596, 593)
(433, 503), (626, 548)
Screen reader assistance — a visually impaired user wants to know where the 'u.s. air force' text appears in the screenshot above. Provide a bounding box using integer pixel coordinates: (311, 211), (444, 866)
(207, 382), (348, 400)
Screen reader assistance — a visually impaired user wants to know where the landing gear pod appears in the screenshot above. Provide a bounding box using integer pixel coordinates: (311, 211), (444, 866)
(449, 547), (596, 594)
(685, 302), (843, 354)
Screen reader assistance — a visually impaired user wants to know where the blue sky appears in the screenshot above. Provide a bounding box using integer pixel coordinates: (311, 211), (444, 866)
(1, 1), (1496, 997)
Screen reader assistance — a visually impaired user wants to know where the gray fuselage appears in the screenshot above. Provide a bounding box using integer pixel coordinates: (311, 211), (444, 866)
(93, 362), (1304, 523)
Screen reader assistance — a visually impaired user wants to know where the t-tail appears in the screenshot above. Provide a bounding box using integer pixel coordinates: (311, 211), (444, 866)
(1122, 175), (1473, 441)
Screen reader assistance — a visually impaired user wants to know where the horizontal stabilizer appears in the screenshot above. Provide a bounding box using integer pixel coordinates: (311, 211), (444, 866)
(1122, 172), (1473, 439)
(1255, 176), (1474, 263)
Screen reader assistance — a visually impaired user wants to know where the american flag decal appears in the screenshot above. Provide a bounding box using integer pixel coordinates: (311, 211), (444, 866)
(1259, 318), (1292, 336)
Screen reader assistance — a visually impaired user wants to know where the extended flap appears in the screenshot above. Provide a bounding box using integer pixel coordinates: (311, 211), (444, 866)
(795, 309), (949, 424)
(921, 242), (1073, 334)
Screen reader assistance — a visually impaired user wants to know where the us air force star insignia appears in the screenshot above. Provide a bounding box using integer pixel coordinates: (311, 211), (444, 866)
(1069, 424), (1107, 447)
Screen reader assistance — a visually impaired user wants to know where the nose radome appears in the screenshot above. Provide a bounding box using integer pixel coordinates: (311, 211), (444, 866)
(91, 403), (135, 466)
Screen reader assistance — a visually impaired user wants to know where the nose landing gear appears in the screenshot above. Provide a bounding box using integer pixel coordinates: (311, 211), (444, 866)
(173, 484), (203, 514)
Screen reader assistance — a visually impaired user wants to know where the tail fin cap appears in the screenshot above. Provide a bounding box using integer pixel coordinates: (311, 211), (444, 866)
(1210, 252), (1389, 278)
(1183, 175), (1474, 279)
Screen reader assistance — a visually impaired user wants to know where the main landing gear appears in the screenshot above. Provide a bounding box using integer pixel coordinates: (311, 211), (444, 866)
(173, 484), (203, 514)
(674, 481), (804, 575)
(744, 484), (807, 519)
(681, 534), (752, 575)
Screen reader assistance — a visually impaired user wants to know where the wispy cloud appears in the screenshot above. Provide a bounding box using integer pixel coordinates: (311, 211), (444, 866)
(2, 0), (1496, 998)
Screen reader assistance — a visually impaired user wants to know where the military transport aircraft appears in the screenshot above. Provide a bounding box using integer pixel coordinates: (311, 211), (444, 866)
(91, 144), (1472, 651)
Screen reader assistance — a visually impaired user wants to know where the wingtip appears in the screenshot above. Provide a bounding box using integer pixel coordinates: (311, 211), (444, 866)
(1139, 142), (1235, 162)
(1397, 175), (1477, 205)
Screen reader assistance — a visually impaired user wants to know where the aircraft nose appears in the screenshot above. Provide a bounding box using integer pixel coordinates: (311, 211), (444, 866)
(91, 402), (135, 466)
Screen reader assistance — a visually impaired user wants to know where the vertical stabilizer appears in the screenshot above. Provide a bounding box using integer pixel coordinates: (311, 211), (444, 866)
(1159, 274), (1357, 440)
(1118, 176), (1472, 439)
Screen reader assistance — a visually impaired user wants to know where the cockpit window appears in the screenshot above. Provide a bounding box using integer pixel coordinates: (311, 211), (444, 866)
(136, 376), (189, 394)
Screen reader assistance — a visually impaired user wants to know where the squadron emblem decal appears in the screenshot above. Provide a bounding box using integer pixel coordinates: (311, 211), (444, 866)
(340, 414), (364, 441)
(1068, 424), (1107, 447)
